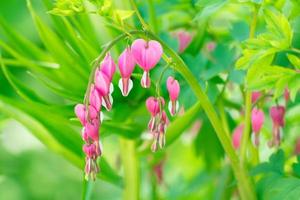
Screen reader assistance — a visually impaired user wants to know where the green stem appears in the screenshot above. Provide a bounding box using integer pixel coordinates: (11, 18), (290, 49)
(119, 138), (140, 200)
(129, 0), (149, 30)
(240, 4), (259, 164)
(291, 47), (300, 54)
(147, 0), (158, 33)
(155, 64), (169, 96)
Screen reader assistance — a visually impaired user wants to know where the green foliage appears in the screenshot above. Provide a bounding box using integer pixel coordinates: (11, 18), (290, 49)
(235, 6), (300, 101)
(48, 0), (84, 16)
(1, 0), (300, 199)
(251, 150), (300, 200)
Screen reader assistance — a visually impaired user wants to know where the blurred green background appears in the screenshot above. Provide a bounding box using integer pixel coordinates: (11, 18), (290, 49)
(1, 0), (300, 199)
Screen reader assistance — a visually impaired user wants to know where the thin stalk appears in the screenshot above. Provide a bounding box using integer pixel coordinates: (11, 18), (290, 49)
(155, 64), (169, 96)
(129, 0), (149, 30)
(119, 138), (140, 200)
(240, 4), (259, 164)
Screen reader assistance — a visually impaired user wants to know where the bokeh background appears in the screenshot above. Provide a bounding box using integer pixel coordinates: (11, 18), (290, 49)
(1, 0), (300, 199)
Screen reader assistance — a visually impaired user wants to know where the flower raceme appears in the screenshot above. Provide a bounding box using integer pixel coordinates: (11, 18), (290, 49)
(251, 108), (264, 147)
(146, 97), (169, 152)
(74, 39), (181, 180)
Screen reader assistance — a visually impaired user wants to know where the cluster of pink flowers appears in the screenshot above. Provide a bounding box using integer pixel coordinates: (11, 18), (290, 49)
(232, 91), (287, 150)
(74, 38), (181, 179)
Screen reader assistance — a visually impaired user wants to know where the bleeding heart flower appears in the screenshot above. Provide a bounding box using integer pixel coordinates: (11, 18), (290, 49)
(232, 124), (244, 150)
(251, 108), (264, 146)
(84, 119), (100, 142)
(145, 97), (169, 152)
(118, 47), (136, 96)
(89, 84), (102, 112)
(83, 143), (99, 181)
(75, 104), (98, 125)
(131, 39), (163, 88)
(100, 53), (116, 82)
(174, 30), (193, 53)
(166, 76), (180, 116)
(251, 91), (261, 104)
(83, 143), (97, 158)
(95, 70), (113, 111)
(269, 105), (285, 147)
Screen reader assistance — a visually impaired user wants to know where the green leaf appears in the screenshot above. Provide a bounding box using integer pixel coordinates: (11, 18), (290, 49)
(251, 149), (285, 176)
(1, 60), (48, 104)
(293, 156), (300, 177)
(260, 176), (300, 200)
(166, 102), (202, 145)
(0, 95), (123, 186)
(287, 54), (300, 69)
(113, 9), (134, 25)
(27, 0), (88, 92)
(263, 8), (293, 49)
(48, 0), (84, 16)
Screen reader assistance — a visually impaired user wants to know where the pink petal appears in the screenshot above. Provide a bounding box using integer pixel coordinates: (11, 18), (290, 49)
(167, 76), (180, 101)
(251, 91), (261, 104)
(146, 97), (160, 116)
(251, 108), (264, 133)
(176, 30), (192, 53)
(89, 84), (102, 112)
(85, 119), (100, 141)
(75, 104), (86, 125)
(270, 106), (285, 127)
(100, 53), (116, 81)
(95, 70), (110, 96)
(118, 47), (136, 78)
(232, 124), (244, 149)
(131, 39), (163, 71)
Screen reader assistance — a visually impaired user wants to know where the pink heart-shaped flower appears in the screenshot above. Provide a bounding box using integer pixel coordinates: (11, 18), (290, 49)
(131, 39), (163, 71)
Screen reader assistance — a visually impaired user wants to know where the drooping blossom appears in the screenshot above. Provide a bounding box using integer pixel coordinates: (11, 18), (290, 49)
(83, 143), (99, 180)
(166, 76), (180, 116)
(251, 91), (261, 104)
(75, 104), (98, 125)
(75, 102), (102, 180)
(95, 69), (113, 111)
(232, 124), (244, 150)
(251, 108), (264, 147)
(100, 53), (116, 82)
(118, 47), (136, 96)
(173, 30), (193, 53)
(146, 96), (169, 152)
(131, 39), (163, 88)
(269, 105), (285, 147)
(89, 84), (102, 112)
